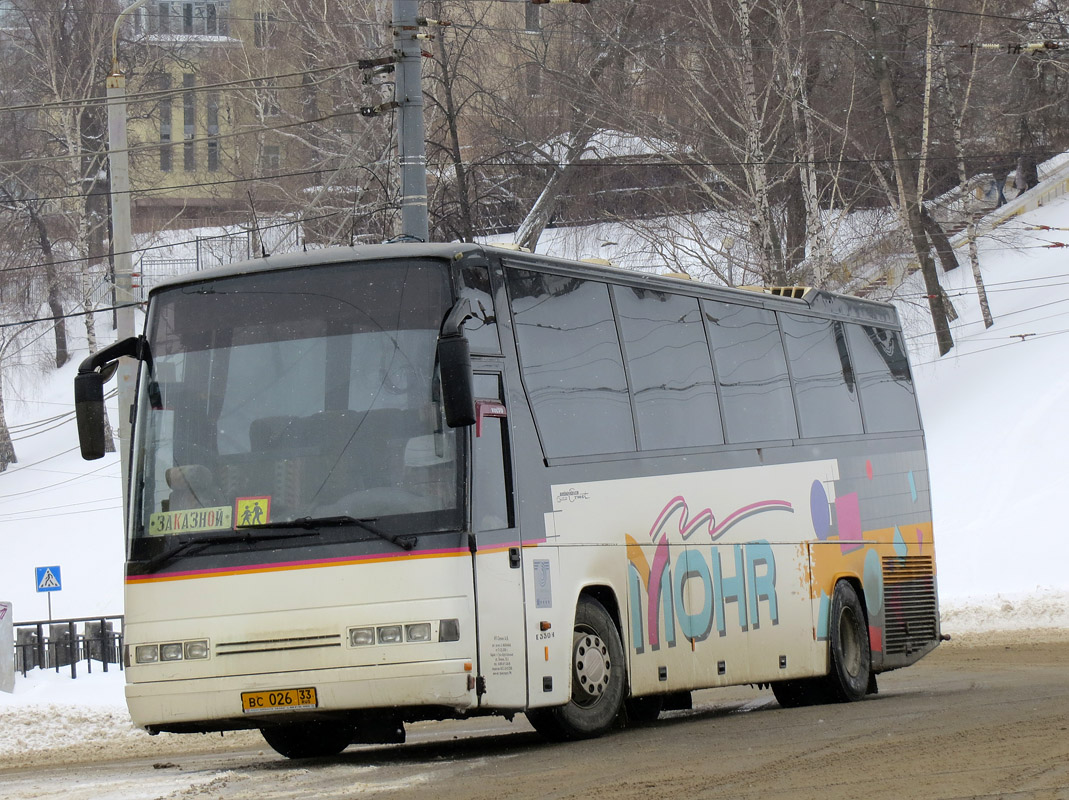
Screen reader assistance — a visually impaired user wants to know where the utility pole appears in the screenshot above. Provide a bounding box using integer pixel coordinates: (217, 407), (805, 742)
(106, 0), (150, 513)
(393, 0), (430, 242)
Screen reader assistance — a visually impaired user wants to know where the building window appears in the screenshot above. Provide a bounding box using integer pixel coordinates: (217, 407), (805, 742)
(524, 4), (540, 33)
(152, 1), (228, 35)
(525, 62), (541, 97)
(262, 145), (280, 172)
(183, 73), (195, 171)
(159, 75), (173, 172)
(301, 73), (317, 120)
(206, 92), (220, 172)
(254, 11), (277, 47)
(156, 1), (171, 34)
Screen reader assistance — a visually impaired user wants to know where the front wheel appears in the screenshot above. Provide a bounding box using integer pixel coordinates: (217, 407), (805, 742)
(526, 596), (625, 740)
(260, 720), (354, 759)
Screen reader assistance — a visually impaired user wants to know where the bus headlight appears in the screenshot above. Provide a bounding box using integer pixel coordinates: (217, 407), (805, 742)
(405, 623), (432, 643)
(349, 627), (375, 647)
(135, 644), (159, 664)
(160, 643), (184, 662)
(184, 640), (209, 660)
(377, 625), (403, 644)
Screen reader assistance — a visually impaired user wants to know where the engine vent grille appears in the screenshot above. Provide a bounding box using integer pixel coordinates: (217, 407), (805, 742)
(216, 634), (342, 657)
(882, 555), (937, 655)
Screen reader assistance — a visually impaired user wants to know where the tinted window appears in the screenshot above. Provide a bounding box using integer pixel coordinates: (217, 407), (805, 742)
(614, 287), (723, 450)
(506, 270), (635, 457)
(781, 314), (863, 437)
(846, 324), (921, 432)
(702, 300), (797, 443)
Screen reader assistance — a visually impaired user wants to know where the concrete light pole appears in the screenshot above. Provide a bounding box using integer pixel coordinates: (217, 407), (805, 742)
(107, 0), (149, 512)
(392, 0), (430, 242)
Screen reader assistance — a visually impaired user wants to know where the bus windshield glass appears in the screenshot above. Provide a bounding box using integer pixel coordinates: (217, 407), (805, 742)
(129, 259), (462, 562)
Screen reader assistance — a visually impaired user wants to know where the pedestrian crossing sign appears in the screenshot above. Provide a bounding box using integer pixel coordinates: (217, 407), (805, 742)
(35, 566), (62, 593)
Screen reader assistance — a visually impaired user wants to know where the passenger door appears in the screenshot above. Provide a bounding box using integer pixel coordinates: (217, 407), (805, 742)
(469, 371), (527, 708)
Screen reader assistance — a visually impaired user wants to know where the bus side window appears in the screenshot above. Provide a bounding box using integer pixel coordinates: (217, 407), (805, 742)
(781, 314), (864, 438)
(506, 269), (635, 458)
(702, 300), (798, 443)
(845, 324), (921, 433)
(613, 287), (724, 450)
(473, 374), (514, 531)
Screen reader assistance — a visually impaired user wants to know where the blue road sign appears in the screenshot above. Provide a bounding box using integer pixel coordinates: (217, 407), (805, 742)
(35, 566), (62, 593)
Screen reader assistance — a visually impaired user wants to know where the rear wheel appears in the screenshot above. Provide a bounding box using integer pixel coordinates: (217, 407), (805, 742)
(823, 580), (871, 702)
(260, 720), (354, 759)
(772, 581), (871, 708)
(526, 597), (625, 740)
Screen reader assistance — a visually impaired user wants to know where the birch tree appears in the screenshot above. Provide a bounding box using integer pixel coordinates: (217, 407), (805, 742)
(834, 0), (951, 354)
(933, 8), (994, 328)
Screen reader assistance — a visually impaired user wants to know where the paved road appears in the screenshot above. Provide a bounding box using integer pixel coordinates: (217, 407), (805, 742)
(3, 632), (1067, 800)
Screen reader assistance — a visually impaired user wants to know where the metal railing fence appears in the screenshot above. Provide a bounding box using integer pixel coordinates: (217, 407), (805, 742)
(11, 615), (124, 680)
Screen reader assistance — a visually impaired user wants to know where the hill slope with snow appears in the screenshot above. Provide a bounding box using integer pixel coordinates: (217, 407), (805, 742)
(2, 191), (1069, 626)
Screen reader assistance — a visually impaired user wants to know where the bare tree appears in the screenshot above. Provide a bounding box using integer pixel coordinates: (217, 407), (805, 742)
(860, 0), (953, 355)
(933, 22), (994, 329)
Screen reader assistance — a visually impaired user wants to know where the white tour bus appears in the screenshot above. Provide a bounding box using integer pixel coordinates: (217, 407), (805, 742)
(75, 243), (940, 758)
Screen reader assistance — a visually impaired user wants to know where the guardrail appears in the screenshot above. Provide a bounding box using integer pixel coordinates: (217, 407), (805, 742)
(12, 615), (124, 679)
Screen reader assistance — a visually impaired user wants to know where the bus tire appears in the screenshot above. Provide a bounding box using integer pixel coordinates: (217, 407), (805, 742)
(260, 720), (354, 759)
(823, 580), (871, 703)
(526, 596), (625, 740)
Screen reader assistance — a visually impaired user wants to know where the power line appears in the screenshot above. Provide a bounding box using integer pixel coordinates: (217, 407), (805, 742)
(910, 326), (1069, 366)
(0, 302), (140, 331)
(0, 207), (349, 277)
(0, 59), (375, 116)
(849, 0), (1069, 27)
(0, 502), (122, 524)
(0, 105), (381, 171)
(0, 454), (117, 500)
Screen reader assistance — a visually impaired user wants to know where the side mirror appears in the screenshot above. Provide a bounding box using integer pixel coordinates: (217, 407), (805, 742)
(438, 332), (476, 428)
(73, 336), (148, 461)
(74, 371), (107, 460)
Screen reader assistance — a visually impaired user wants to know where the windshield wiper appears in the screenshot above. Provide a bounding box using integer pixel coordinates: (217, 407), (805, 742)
(140, 529), (320, 572)
(238, 515), (417, 551)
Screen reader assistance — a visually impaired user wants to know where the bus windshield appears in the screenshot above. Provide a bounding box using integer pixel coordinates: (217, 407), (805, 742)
(129, 259), (463, 566)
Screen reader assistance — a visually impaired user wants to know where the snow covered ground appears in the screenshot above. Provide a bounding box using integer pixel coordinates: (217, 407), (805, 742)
(2, 179), (1069, 769)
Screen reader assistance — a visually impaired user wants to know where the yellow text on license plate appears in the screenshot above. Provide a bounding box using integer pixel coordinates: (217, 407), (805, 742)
(241, 687), (318, 713)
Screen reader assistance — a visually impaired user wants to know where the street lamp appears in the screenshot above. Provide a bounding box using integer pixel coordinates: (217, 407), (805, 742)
(106, 0), (149, 514)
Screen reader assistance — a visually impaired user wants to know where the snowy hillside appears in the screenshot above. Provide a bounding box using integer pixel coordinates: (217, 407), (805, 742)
(2, 189), (1069, 629)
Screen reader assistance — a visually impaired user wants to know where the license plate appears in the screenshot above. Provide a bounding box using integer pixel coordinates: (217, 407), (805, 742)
(241, 687), (318, 714)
